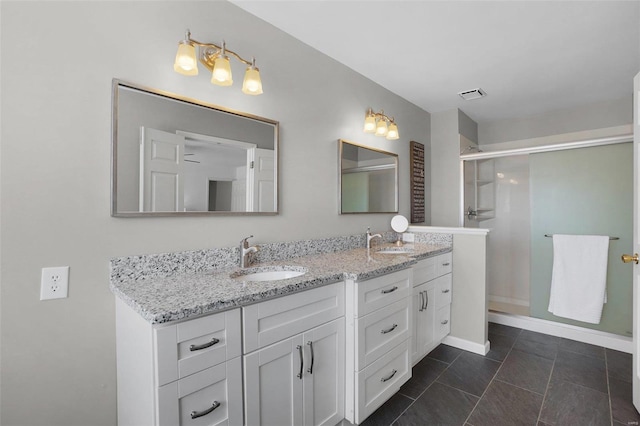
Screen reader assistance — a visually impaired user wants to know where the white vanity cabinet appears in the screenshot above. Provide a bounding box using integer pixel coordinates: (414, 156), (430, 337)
(411, 252), (452, 364)
(345, 268), (413, 424)
(115, 300), (243, 426)
(242, 282), (345, 426)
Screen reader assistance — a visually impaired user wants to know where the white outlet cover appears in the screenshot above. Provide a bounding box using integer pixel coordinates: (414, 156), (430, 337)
(40, 266), (69, 300)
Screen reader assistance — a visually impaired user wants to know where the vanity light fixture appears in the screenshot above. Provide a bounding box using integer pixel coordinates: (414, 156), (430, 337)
(363, 108), (399, 140)
(173, 29), (263, 95)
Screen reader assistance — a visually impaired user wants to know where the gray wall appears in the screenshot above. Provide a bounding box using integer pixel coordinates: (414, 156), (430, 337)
(478, 95), (632, 144)
(430, 109), (478, 227)
(0, 2), (430, 425)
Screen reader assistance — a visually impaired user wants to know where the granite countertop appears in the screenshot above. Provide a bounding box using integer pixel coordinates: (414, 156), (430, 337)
(111, 243), (451, 324)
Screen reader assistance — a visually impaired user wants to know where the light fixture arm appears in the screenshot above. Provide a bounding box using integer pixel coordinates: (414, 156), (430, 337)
(185, 35), (254, 67)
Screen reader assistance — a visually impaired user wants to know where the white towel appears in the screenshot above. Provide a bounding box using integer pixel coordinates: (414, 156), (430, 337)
(548, 234), (609, 324)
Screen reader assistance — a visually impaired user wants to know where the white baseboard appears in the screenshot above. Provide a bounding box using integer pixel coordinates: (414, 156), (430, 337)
(488, 311), (632, 353)
(442, 335), (490, 356)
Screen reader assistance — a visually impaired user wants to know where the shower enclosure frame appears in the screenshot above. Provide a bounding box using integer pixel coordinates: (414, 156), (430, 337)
(458, 134), (633, 227)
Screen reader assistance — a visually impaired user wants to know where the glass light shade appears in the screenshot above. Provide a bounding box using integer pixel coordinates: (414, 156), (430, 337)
(386, 122), (399, 140)
(174, 42), (198, 76)
(211, 56), (233, 86)
(375, 119), (388, 136)
(242, 67), (263, 95)
(363, 114), (376, 133)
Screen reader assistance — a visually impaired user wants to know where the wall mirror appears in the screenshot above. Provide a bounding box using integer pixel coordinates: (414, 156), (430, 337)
(111, 79), (279, 217)
(339, 139), (398, 214)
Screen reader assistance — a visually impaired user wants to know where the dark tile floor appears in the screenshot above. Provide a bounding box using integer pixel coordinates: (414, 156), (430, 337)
(361, 322), (640, 426)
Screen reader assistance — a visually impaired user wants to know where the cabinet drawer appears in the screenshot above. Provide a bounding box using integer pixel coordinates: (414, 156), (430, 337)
(155, 309), (241, 387)
(435, 274), (452, 308)
(355, 339), (411, 424)
(356, 269), (411, 316)
(243, 282), (344, 353)
(437, 252), (453, 276)
(412, 257), (437, 286)
(356, 298), (410, 370)
(157, 357), (243, 426)
(437, 305), (451, 339)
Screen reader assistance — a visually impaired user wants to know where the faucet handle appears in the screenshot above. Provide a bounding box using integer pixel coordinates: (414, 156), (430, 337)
(240, 235), (254, 246)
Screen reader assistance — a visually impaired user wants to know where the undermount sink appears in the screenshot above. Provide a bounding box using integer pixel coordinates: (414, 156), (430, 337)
(376, 247), (414, 254)
(231, 266), (307, 282)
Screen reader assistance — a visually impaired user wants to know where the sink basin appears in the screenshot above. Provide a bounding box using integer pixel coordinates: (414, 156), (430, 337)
(376, 248), (414, 254)
(231, 266), (307, 282)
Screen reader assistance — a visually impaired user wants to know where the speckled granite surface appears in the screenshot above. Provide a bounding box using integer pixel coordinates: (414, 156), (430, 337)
(110, 234), (451, 324)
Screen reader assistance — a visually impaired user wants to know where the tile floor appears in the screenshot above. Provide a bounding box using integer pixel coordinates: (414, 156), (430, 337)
(361, 322), (640, 426)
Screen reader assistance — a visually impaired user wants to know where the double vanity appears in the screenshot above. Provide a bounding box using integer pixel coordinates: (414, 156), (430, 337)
(111, 233), (453, 426)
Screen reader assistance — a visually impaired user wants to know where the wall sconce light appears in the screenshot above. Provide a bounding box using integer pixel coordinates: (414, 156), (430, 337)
(173, 29), (263, 95)
(363, 108), (399, 140)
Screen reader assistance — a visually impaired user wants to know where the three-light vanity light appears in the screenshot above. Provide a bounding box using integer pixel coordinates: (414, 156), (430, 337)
(363, 108), (399, 140)
(173, 29), (263, 95)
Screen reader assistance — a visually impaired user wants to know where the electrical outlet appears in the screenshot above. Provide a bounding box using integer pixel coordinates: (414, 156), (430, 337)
(40, 266), (69, 300)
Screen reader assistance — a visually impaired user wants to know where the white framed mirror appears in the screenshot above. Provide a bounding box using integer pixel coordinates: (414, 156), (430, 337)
(111, 79), (279, 217)
(339, 139), (398, 214)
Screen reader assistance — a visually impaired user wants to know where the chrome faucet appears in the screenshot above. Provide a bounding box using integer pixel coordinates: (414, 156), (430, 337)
(366, 227), (382, 250)
(240, 235), (258, 268)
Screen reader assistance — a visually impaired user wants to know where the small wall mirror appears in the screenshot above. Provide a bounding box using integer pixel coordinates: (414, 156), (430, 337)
(111, 80), (279, 216)
(339, 139), (398, 214)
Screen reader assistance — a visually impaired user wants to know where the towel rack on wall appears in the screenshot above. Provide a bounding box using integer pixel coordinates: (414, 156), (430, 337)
(544, 234), (619, 240)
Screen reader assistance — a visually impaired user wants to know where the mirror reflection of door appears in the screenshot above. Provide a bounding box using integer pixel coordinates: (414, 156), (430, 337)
(139, 127), (185, 212)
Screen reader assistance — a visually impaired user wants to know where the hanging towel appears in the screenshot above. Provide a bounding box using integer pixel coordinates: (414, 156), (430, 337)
(548, 234), (609, 324)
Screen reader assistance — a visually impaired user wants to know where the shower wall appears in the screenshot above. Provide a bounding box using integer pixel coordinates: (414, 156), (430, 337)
(466, 155), (532, 314)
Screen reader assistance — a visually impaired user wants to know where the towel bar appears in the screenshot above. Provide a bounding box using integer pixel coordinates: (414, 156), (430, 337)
(544, 234), (619, 240)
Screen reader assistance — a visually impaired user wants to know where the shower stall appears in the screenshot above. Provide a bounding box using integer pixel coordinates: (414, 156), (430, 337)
(461, 136), (634, 337)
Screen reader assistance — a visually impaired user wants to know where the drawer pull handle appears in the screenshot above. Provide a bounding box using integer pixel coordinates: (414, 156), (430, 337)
(381, 286), (398, 294)
(441, 319), (449, 325)
(297, 345), (304, 379)
(442, 289), (450, 293)
(442, 262), (451, 266)
(381, 324), (398, 334)
(381, 369), (398, 382)
(419, 291), (425, 312)
(307, 341), (315, 374)
(190, 338), (220, 352)
(191, 401), (221, 419)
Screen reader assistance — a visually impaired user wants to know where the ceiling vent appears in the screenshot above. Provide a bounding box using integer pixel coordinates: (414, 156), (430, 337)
(458, 88), (487, 101)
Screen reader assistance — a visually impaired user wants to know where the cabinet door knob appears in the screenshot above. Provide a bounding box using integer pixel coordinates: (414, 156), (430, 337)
(296, 345), (304, 379)
(306, 341), (315, 374)
(381, 369), (398, 382)
(190, 337), (220, 352)
(191, 401), (221, 419)
(381, 324), (398, 334)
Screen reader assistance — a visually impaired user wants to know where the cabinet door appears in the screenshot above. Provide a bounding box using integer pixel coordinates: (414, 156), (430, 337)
(302, 318), (345, 426)
(412, 282), (435, 363)
(244, 335), (304, 426)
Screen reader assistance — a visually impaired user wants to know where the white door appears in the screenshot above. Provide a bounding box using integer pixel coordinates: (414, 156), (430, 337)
(139, 127), (185, 212)
(243, 335), (304, 426)
(631, 71), (640, 410)
(247, 148), (275, 212)
(302, 318), (345, 426)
